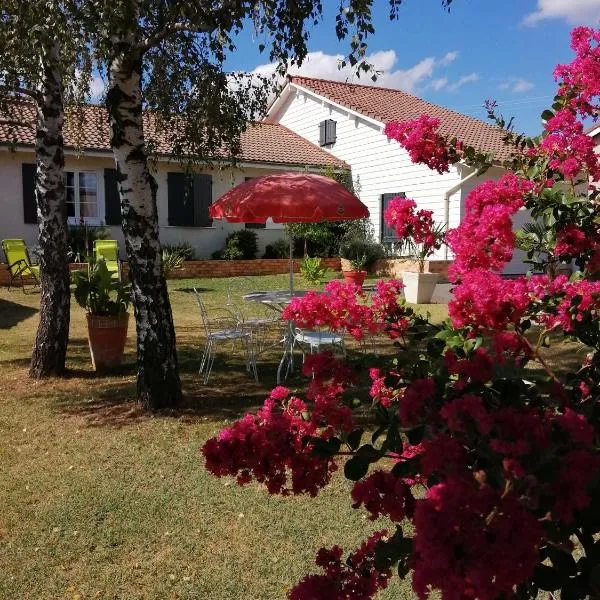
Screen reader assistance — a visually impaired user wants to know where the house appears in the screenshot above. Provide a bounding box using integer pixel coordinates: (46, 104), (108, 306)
(265, 76), (530, 275)
(0, 103), (347, 259)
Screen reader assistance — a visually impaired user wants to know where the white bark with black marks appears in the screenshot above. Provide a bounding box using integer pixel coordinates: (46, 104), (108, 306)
(30, 38), (70, 378)
(106, 36), (181, 410)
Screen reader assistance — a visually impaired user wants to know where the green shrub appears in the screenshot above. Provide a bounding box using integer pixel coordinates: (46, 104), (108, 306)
(162, 241), (195, 261)
(162, 248), (186, 277)
(263, 238), (290, 259)
(212, 229), (258, 260)
(300, 255), (329, 287)
(339, 239), (385, 271)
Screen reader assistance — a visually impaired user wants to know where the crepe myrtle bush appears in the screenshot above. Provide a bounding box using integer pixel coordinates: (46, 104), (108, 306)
(203, 26), (600, 600)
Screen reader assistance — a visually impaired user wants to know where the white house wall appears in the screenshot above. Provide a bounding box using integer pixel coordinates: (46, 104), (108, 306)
(0, 149), (287, 260)
(272, 88), (462, 258)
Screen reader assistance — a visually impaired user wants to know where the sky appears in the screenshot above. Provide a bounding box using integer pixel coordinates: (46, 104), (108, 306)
(219, 0), (600, 135)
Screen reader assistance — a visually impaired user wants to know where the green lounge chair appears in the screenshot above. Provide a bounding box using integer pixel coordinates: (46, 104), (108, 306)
(2, 239), (40, 291)
(93, 239), (121, 281)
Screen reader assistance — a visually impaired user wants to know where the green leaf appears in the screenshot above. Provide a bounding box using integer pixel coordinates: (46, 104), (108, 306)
(534, 564), (564, 591)
(541, 109), (554, 121)
(344, 455), (369, 481)
(347, 428), (363, 451)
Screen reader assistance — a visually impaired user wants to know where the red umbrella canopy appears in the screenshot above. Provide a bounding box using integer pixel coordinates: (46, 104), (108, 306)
(209, 172), (369, 223)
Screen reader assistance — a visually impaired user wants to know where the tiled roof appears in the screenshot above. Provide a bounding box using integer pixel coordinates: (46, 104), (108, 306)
(0, 102), (347, 169)
(289, 76), (512, 161)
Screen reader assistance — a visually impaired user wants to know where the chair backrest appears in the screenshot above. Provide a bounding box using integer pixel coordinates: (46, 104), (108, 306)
(2, 239), (31, 275)
(193, 287), (211, 338)
(94, 240), (119, 263)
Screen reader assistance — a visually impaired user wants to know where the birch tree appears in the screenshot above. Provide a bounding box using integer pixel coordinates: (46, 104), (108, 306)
(0, 1), (91, 378)
(83, 0), (454, 411)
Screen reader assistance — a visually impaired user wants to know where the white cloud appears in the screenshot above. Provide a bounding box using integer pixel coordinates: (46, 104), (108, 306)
(89, 75), (105, 102)
(447, 73), (479, 92)
(498, 77), (535, 93)
(429, 77), (449, 91)
(251, 48), (459, 94)
(523, 0), (600, 25)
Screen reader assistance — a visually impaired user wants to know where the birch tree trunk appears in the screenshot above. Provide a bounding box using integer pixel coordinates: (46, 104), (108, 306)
(106, 44), (182, 410)
(29, 38), (70, 378)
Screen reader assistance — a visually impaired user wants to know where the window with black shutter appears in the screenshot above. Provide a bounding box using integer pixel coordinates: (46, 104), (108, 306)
(244, 177), (266, 229)
(22, 163), (38, 224)
(380, 192), (405, 243)
(319, 119), (337, 146)
(167, 172), (212, 227)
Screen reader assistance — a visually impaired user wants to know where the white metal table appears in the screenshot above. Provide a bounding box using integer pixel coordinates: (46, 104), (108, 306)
(243, 290), (308, 384)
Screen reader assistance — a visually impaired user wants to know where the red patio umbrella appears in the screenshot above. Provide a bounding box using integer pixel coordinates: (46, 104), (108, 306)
(209, 172), (370, 290)
(209, 172), (369, 223)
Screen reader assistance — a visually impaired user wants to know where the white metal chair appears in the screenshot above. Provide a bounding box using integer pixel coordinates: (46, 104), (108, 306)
(226, 277), (283, 354)
(193, 288), (258, 385)
(292, 326), (346, 362)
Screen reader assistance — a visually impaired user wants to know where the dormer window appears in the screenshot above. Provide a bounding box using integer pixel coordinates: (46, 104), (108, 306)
(319, 119), (337, 146)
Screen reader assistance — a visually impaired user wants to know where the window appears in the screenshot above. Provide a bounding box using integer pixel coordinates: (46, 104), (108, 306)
(167, 172), (213, 227)
(66, 171), (99, 223)
(380, 192), (405, 243)
(319, 119), (337, 146)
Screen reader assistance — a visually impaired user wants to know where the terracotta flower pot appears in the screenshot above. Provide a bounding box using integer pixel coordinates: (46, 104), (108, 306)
(343, 270), (367, 287)
(86, 313), (129, 373)
(402, 271), (439, 304)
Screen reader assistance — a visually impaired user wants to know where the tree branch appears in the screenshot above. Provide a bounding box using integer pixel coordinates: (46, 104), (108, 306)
(139, 0), (242, 54)
(0, 85), (43, 103)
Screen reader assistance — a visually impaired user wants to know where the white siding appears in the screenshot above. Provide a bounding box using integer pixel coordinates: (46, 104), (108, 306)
(272, 88), (462, 258)
(0, 149), (287, 260)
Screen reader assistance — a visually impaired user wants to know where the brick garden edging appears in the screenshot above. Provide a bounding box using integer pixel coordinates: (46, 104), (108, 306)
(0, 257), (342, 285)
(0, 257), (451, 285)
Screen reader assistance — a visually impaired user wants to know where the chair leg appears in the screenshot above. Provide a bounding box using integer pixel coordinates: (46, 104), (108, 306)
(205, 342), (218, 385)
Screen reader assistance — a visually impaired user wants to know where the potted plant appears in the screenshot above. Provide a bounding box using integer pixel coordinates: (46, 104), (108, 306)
(339, 239), (384, 288)
(383, 197), (445, 303)
(73, 259), (131, 372)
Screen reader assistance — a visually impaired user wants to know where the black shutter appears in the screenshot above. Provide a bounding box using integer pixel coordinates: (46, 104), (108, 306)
(381, 192), (405, 243)
(319, 120), (326, 146)
(22, 163), (37, 224)
(193, 174), (213, 227)
(168, 172), (194, 226)
(104, 168), (121, 225)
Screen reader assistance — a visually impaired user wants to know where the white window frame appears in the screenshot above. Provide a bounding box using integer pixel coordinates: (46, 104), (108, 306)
(65, 170), (104, 226)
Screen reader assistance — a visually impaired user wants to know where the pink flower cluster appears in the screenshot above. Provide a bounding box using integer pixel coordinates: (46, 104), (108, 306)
(536, 109), (600, 180)
(413, 479), (543, 600)
(289, 532), (392, 600)
(283, 279), (410, 341)
(447, 173), (533, 278)
(554, 26), (600, 115)
(202, 387), (337, 496)
(383, 197), (441, 251)
(384, 116), (452, 174)
(555, 224), (589, 257)
(283, 279), (377, 341)
(351, 470), (415, 522)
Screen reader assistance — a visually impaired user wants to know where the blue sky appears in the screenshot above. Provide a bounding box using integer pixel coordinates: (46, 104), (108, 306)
(223, 0), (600, 135)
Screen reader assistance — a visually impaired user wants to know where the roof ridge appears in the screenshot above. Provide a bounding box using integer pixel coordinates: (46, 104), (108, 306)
(289, 75), (500, 132)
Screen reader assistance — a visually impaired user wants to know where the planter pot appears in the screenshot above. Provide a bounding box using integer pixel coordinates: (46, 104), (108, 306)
(86, 313), (129, 373)
(402, 271), (439, 304)
(343, 270), (367, 287)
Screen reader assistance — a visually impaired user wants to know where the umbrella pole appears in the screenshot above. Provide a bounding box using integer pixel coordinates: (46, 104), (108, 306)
(289, 234), (294, 294)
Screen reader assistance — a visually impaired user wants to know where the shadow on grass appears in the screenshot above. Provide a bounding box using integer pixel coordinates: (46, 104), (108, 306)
(0, 297), (38, 328)
(47, 341), (382, 428)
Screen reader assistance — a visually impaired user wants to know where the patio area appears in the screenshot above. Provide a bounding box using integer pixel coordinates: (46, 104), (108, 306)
(0, 274), (449, 599)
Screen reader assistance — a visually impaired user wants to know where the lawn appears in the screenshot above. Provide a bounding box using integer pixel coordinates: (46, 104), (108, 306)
(1, 274), (441, 600)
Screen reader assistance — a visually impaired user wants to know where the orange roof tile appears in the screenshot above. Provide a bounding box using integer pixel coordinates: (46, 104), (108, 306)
(289, 76), (512, 160)
(0, 102), (347, 169)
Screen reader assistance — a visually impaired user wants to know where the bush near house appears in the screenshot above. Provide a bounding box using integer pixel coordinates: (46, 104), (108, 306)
(263, 238), (290, 259)
(212, 229), (259, 260)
